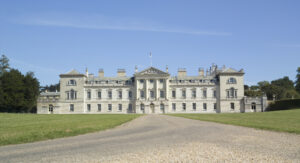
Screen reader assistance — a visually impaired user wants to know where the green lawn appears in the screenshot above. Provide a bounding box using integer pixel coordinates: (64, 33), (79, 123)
(0, 114), (141, 146)
(169, 109), (300, 134)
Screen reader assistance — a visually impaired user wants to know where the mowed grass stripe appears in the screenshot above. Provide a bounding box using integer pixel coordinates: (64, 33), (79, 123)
(0, 114), (141, 146)
(169, 109), (300, 134)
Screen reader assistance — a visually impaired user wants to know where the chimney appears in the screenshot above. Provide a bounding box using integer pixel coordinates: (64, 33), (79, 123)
(198, 68), (204, 76)
(117, 69), (126, 77)
(98, 69), (104, 77)
(135, 65), (138, 73)
(89, 73), (94, 78)
(85, 67), (88, 77)
(178, 68), (187, 77)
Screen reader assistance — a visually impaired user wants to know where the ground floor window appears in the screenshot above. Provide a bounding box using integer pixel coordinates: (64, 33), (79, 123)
(128, 104), (132, 112)
(160, 104), (164, 111)
(140, 104), (144, 111)
(172, 103), (176, 111)
(193, 103), (196, 111)
(98, 104), (101, 112)
(214, 103), (217, 110)
(49, 104), (53, 113)
(119, 104), (122, 111)
(182, 103), (186, 111)
(231, 103), (235, 110)
(87, 104), (91, 112)
(70, 104), (74, 112)
(203, 103), (207, 111)
(108, 104), (112, 112)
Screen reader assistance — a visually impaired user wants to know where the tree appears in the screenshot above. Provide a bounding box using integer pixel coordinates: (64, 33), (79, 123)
(41, 83), (60, 92)
(23, 72), (40, 113)
(296, 67), (300, 94)
(0, 55), (10, 76)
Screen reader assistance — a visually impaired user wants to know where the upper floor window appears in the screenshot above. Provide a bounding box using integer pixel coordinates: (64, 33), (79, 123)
(140, 79), (144, 83)
(140, 90), (145, 98)
(213, 90), (217, 98)
(67, 79), (76, 86)
(128, 91), (132, 99)
(67, 89), (77, 100)
(192, 90), (196, 98)
(172, 90), (176, 98)
(150, 90), (155, 98)
(87, 91), (91, 99)
(228, 77), (237, 84)
(98, 91), (101, 99)
(160, 90), (165, 98)
(160, 79), (164, 83)
(227, 87), (237, 98)
(108, 90), (112, 99)
(150, 79), (154, 83)
(118, 90), (122, 99)
(202, 90), (207, 98)
(182, 90), (186, 98)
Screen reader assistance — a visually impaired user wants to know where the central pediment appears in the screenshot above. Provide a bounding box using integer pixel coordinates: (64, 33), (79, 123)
(135, 67), (169, 76)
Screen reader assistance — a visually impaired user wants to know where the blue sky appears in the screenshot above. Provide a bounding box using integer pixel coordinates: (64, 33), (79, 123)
(0, 0), (300, 86)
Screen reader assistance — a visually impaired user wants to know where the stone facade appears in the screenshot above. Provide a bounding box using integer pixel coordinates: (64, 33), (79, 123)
(37, 65), (267, 114)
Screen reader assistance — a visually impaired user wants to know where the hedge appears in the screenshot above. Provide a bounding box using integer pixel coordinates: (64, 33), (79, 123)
(267, 99), (300, 111)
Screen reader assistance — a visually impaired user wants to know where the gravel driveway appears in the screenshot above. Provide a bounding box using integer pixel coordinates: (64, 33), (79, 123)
(0, 114), (299, 162)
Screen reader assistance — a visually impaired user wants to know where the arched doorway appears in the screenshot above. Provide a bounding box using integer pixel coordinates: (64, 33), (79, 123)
(150, 103), (155, 113)
(49, 104), (54, 114)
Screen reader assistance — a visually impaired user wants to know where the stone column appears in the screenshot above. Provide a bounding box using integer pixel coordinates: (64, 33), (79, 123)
(155, 79), (159, 100)
(145, 79), (148, 100)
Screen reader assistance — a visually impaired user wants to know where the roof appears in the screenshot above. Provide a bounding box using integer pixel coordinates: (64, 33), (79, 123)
(135, 67), (170, 77)
(59, 69), (86, 77)
(40, 92), (60, 96)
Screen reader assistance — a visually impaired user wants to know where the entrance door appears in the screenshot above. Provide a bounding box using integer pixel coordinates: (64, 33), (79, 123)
(150, 103), (155, 113)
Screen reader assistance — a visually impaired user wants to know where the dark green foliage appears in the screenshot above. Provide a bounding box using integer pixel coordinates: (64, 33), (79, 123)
(296, 67), (300, 93)
(0, 55), (9, 75)
(267, 99), (300, 111)
(0, 56), (40, 113)
(41, 83), (60, 92)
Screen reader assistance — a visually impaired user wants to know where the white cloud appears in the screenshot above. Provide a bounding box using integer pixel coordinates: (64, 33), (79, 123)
(12, 13), (232, 36)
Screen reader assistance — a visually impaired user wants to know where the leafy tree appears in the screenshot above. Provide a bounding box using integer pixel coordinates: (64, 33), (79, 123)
(23, 72), (40, 113)
(296, 67), (300, 93)
(41, 83), (60, 92)
(271, 76), (294, 90)
(0, 55), (10, 76)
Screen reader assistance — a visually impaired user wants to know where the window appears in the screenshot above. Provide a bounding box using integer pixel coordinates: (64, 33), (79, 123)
(108, 104), (112, 111)
(251, 103), (256, 110)
(87, 104), (91, 112)
(231, 103), (235, 110)
(203, 103), (207, 110)
(70, 104), (74, 112)
(172, 103), (176, 111)
(160, 104), (164, 112)
(87, 91), (91, 99)
(98, 104), (101, 112)
(128, 91), (132, 99)
(118, 104), (122, 111)
(68, 89), (77, 100)
(182, 90), (186, 98)
(108, 90), (112, 99)
(203, 90), (207, 98)
(150, 90), (155, 98)
(228, 77), (237, 84)
(182, 103), (186, 111)
(160, 90), (165, 98)
(140, 104), (144, 111)
(193, 103), (196, 111)
(49, 105), (53, 112)
(172, 90), (176, 98)
(98, 91), (101, 99)
(213, 90), (217, 98)
(118, 91), (122, 99)
(140, 90), (145, 98)
(192, 90), (196, 98)
(160, 79), (164, 83)
(128, 104), (132, 112)
(227, 88), (237, 98)
(214, 103), (217, 110)
(140, 79), (144, 83)
(150, 79), (154, 83)
(68, 80), (76, 86)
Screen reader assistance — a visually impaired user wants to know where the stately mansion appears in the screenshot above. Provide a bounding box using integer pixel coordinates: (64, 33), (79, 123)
(37, 65), (267, 114)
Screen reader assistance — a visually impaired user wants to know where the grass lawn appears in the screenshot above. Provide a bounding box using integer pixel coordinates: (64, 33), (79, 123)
(169, 109), (300, 134)
(0, 114), (141, 146)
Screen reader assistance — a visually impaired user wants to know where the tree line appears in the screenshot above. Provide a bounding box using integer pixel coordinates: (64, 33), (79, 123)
(245, 67), (300, 100)
(0, 55), (40, 113)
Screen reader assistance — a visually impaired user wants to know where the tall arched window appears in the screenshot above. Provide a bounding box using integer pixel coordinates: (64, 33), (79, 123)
(228, 77), (237, 84)
(70, 89), (77, 99)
